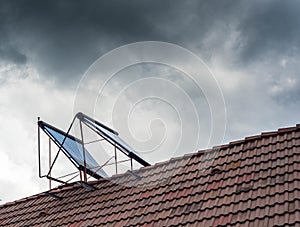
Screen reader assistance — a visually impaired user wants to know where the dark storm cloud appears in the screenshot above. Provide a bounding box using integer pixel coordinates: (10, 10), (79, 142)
(236, 0), (300, 64)
(0, 0), (244, 84)
(0, 4), (27, 65)
(0, 0), (299, 85)
(0, 0), (175, 84)
(0, 45), (27, 64)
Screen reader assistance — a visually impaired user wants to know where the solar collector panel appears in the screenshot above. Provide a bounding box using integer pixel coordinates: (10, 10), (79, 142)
(40, 122), (108, 178)
(38, 112), (150, 183)
(79, 113), (151, 167)
(83, 117), (134, 154)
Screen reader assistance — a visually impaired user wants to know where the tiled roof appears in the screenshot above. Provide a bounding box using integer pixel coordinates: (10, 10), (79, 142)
(1, 124), (300, 226)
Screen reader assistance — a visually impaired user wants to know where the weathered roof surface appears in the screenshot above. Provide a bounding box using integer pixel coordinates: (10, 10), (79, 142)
(0, 124), (300, 226)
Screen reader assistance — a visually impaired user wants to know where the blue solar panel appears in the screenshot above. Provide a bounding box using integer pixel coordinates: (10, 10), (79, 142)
(43, 125), (108, 178)
(79, 113), (150, 167)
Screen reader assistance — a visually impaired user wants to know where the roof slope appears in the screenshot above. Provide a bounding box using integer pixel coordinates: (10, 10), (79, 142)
(1, 124), (300, 226)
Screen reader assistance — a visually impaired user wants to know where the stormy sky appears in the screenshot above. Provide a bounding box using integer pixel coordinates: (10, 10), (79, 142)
(0, 0), (300, 202)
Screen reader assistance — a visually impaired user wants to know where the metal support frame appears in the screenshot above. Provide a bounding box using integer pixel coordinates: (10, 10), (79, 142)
(38, 116), (79, 182)
(37, 117), (42, 178)
(49, 138), (51, 190)
(77, 112), (150, 167)
(37, 112), (150, 188)
(79, 120), (87, 182)
(87, 156), (114, 180)
(114, 145), (117, 174)
(84, 138), (105, 145)
(38, 116), (79, 186)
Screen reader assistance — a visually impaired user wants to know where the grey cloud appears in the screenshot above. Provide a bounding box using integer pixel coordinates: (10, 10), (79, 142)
(0, 45), (27, 64)
(236, 0), (300, 64)
(0, 0), (174, 85)
(1, 1), (299, 84)
(269, 74), (300, 105)
(0, 1), (299, 77)
(0, 0), (299, 126)
(0, 0), (249, 85)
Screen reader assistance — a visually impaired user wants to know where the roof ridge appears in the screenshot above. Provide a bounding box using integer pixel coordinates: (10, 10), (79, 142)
(101, 124), (300, 182)
(210, 123), (300, 150)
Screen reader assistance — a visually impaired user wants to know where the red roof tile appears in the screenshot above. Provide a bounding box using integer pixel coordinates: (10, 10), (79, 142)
(1, 124), (300, 226)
